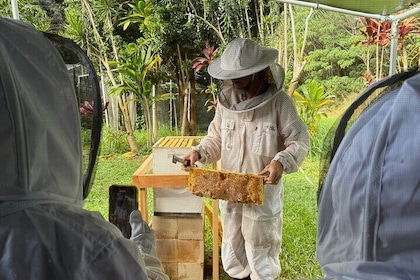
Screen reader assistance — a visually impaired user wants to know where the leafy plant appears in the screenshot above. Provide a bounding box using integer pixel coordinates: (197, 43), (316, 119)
(64, 0), (141, 154)
(119, 0), (154, 31)
(192, 44), (219, 112)
(293, 80), (335, 137)
(109, 41), (163, 148)
(356, 16), (420, 80)
(100, 127), (131, 155)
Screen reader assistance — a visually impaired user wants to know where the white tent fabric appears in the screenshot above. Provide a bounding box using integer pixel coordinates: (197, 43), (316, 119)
(279, 0), (420, 75)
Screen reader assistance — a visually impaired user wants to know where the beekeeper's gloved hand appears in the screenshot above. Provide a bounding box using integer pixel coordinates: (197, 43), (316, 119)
(129, 210), (156, 256)
(129, 210), (169, 280)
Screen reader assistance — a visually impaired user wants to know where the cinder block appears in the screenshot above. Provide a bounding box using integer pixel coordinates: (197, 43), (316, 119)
(156, 239), (177, 262)
(161, 263), (178, 278)
(178, 216), (204, 240)
(152, 215), (204, 240)
(152, 216), (178, 239)
(178, 262), (204, 280)
(161, 262), (204, 280)
(156, 239), (204, 263)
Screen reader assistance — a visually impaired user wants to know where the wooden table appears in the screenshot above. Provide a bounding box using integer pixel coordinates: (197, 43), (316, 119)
(132, 154), (220, 279)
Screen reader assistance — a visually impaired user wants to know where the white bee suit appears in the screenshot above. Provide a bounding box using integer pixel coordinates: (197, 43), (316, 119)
(193, 80), (310, 279)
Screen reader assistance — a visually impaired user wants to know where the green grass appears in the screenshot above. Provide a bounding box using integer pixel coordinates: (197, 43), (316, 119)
(84, 155), (146, 220)
(280, 158), (323, 279)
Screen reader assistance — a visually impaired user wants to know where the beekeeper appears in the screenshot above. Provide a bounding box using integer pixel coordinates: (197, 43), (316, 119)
(0, 17), (168, 280)
(183, 38), (310, 280)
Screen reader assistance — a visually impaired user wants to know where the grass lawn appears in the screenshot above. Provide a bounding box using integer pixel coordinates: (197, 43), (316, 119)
(280, 157), (323, 279)
(83, 154), (146, 219)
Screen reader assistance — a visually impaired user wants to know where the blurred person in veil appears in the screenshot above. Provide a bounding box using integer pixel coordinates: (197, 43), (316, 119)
(0, 17), (168, 280)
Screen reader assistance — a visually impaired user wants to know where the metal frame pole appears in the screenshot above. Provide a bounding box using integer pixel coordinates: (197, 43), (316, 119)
(11, 0), (19, 19)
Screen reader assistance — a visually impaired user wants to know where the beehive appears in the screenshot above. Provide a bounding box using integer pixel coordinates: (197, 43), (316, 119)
(152, 136), (204, 215)
(151, 137), (205, 280)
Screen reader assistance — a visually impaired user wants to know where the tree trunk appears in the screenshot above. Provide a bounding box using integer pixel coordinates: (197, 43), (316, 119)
(288, 61), (307, 96)
(180, 79), (198, 136)
(254, 0), (264, 42)
(180, 84), (189, 136)
(152, 84), (159, 143)
(118, 94), (139, 153)
(287, 5), (311, 96)
(281, 3), (288, 73)
(402, 44), (409, 71)
(244, 1), (252, 38)
(79, 0), (139, 153)
(176, 44), (197, 136)
(188, 70), (197, 136)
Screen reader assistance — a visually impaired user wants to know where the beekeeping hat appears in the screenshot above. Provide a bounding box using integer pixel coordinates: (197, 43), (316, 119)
(208, 38), (278, 80)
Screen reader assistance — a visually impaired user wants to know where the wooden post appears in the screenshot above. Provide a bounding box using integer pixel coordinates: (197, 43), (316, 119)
(212, 199), (219, 279)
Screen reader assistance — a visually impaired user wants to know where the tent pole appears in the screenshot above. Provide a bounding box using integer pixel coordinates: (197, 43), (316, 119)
(389, 19), (399, 76)
(11, 0), (19, 19)
(388, 7), (420, 75)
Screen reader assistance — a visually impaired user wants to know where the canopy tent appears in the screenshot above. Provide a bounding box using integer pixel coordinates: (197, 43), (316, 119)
(279, 0), (420, 75)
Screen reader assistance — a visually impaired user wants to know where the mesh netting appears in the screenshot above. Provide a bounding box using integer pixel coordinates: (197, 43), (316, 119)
(45, 33), (102, 199)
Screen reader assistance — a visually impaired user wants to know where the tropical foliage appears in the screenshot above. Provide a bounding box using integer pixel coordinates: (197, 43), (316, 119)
(293, 80), (335, 138)
(4, 0), (420, 152)
(192, 44), (219, 112)
(109, 41), (163, 147)
(356, 16), (420, 81)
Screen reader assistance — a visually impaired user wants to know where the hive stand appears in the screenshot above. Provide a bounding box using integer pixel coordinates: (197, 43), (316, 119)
(132, 136), (220, 280)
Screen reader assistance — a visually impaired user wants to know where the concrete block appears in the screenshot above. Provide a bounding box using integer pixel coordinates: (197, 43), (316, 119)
(152, 216), (178, 239)
(152, 215), (204, 240)
(178, 216), (204, 240)
(161, 262), (204, 280)
(178, 262), (204, 280)
(156, 239), (204, 263)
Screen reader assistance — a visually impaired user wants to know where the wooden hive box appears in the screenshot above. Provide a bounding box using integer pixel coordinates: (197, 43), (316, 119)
(152, 136), (203, 215)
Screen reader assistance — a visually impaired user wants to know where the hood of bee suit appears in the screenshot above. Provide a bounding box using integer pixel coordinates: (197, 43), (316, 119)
(0, 18), (84, 215)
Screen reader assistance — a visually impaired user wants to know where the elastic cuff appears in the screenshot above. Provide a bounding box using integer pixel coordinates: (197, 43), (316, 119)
(192, 146), (202, 160)
(272, 154), (288, 173)
(195, 150), (201, 160)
